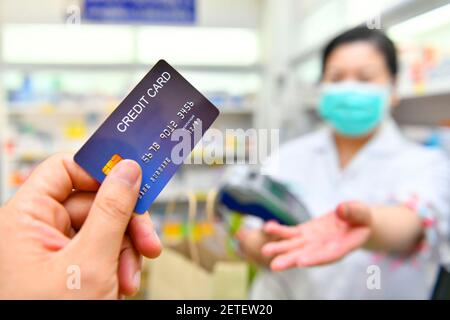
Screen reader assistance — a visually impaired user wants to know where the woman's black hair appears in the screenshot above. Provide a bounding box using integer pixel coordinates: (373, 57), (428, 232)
(321, 26), (398, 79)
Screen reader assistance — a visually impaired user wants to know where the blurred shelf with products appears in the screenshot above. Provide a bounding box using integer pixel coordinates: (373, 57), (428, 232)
(1, 0), (449, 205)
(0, 23), (263, 203)
(0, 0), (268, 300)
(0, 0), (450, 301)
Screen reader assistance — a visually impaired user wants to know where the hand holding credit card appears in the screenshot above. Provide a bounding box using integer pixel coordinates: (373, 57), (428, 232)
(74, 60), (220, 214)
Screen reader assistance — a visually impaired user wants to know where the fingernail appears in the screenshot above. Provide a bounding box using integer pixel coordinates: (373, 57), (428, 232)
(109, 160), (141, 186)
(151, 230), (161, 246)
(343, 204), (349, 217)
(337, 203), (348, 218)
(271, 259), (283, 271)
(133, 271), (141, 291)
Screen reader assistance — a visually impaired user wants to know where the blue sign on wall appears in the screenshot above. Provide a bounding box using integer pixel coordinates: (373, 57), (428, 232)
(84, 0), (196, 24)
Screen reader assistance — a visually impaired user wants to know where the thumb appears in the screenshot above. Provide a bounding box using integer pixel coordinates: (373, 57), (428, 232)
(336, 202), (372, 226)
(76, 159), (142, 259)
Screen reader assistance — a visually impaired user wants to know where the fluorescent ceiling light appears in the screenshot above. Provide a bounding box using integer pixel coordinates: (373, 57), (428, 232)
(1, 24), (260, 67)
(137, 27), (260, 66)
(2, 24), (135, 64)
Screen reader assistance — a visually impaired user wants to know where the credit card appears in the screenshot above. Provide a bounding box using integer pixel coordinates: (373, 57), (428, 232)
(74, 59), (220, 213)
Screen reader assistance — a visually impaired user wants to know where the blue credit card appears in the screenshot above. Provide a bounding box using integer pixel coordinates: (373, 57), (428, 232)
(74, 60), (220, 213)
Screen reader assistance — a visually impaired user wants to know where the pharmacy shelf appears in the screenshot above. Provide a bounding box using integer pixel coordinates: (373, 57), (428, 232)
(0, 24), (261, 204)
(399, 81), (450, 100)
(399, 92), (450, 101)
(285, 0), (450, 130)
(289, 0), (450, 67)
(1, 99), (258, 204)
(7, 152), (52, 163)
(381, 0), (450, 30)
(393, 91), (450, 126)
(7, 108), (109, 116)
(0, 62), (262, 74)
(153, 187), (213, 204)
(5, 106), (255, 117)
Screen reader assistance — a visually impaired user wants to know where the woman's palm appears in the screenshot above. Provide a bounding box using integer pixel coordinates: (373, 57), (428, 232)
(262, 210), (371, 271)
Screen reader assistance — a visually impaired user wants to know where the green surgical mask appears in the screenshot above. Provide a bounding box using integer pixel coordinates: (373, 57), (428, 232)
(318, 81), (390, 137)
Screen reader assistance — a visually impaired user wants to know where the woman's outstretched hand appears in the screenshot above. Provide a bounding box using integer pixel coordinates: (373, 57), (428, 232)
(261, 202), (372, 271)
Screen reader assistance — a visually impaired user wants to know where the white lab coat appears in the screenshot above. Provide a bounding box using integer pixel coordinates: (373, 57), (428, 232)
(250, 119), (450, 299)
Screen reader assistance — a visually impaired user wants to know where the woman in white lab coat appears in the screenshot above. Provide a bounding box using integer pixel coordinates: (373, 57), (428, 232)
(237, 26), (450, 299)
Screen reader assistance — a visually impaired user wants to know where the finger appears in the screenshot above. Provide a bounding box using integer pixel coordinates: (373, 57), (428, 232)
(236, 228), (272, 266)
(65, 192), (162, 259)
(263, 221), (301, 239)
(75, 160), (142, 259)
(235, 228), (253, 253)
(262, 237), (306, 257)
(263, 220), (281, 232)
(336, 202), (372, 226)
(128, 214), (162, 259)
(235, 227), (249, 242)
(235, 226), (262, 242)
(12, 153), (99, 205)
(118, 236), (142, 296)
(270, 250), (302, 271)
(14, 194), (72, 236)
(63, 191), (96, 230)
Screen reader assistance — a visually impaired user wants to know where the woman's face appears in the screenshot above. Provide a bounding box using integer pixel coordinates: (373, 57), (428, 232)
(322, 41), (398, 107)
